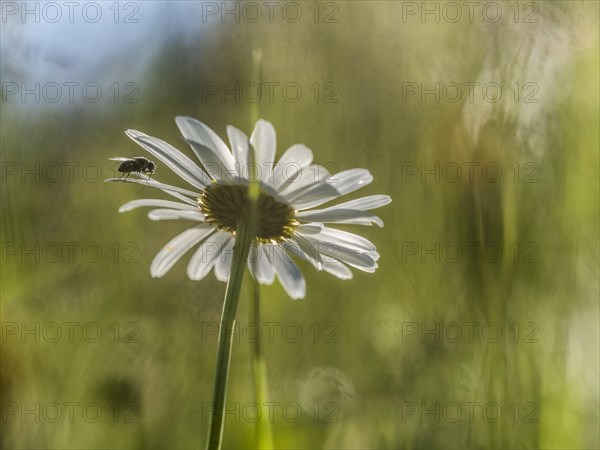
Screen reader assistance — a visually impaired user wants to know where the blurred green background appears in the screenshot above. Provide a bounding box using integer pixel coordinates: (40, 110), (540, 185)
(1, 1), (598, 448)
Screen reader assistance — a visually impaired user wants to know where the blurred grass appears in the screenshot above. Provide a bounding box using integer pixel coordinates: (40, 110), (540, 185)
(1, 1), (599, 449)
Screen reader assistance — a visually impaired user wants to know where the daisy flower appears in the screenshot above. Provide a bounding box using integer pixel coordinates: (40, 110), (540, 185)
(106, 117), (391, 299)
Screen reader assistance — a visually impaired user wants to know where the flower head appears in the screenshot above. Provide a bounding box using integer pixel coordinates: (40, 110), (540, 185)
(107, 117), (391, 299)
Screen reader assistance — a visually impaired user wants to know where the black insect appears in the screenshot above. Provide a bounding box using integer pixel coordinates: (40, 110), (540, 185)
(110, 157), (156, 180)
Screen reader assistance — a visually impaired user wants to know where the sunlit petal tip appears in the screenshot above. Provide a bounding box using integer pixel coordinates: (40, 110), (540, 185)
(273, 246), (306, 299)
(226, 125), (250, 172)
(118, 199), (197, 214)
(147, 209), (205, 222)
(250, 120), (277, 182)
(253, 118), (275, 129)
(322, 260), (354, 280)
(214, 271), (229, 282)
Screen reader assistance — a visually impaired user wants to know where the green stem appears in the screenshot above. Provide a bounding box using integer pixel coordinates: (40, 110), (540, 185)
(206, 217), (254, 450)
(250, 48), (263, 128)
(247, 46), (271, 449)
(250, 278), (274, 449)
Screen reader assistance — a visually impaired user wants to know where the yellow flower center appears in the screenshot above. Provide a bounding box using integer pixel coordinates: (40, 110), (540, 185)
(199, 183), (297, 243)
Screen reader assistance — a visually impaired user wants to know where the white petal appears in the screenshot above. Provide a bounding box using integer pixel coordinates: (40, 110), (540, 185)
(248, 245), (260, 281)
(326, 168), (373, 194)
(277, 237), (354, 280)
(290, 232), (323, 270)
(226, 125), (249, 178)
(288, 183), (340, 210)
(250, 120), (276, 182)
(273, 245), (306, 299)
(297, 209), (385, 227)
(270, 144), (313, 189)
(291, 169), (373, 210)
(187, 232), (230, 281)
(309, 195), (392, 212)
(214, 236), (235, 282)
(150, 226), (214, 277)
(296, 195), (391, 227)
(279, 239), (319, 271)
(119, 199), (198, 213)
(125, 130), (211, 189)
(308, 227), (377, 253)
(175, 116), (236, 182)
(148, 209), (205, 221)
(322, 260), (353, 280)
(295, 223), (324, 234)
(248, 244), (276, 285)
(278, 164), (330, 198)
(162, 189), (201, 206)
(301, 234), (378, 273)
(105, 177), (200, 198)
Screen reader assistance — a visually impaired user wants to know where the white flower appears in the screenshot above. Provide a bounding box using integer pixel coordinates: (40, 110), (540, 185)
(107, 117), (391, 299)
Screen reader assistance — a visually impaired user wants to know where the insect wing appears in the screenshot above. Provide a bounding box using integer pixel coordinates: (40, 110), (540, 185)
(109, 157), (133, 162)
